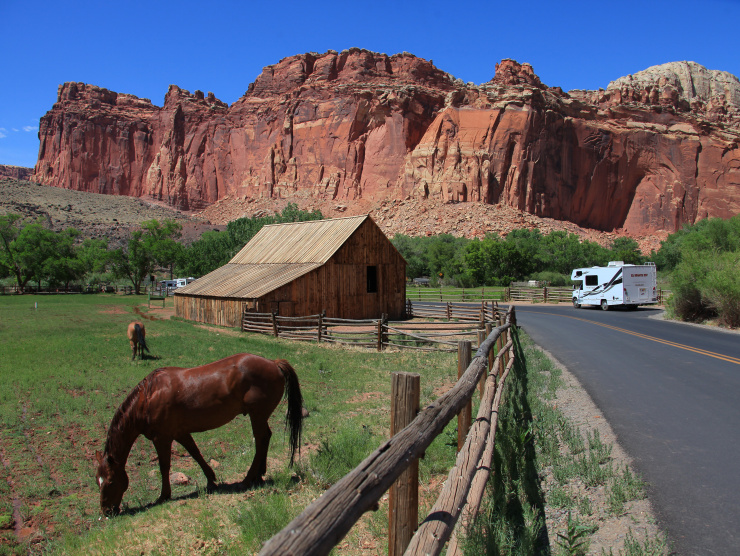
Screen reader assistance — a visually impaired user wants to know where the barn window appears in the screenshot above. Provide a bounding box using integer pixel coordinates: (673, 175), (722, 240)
(367, 265), (378, 293)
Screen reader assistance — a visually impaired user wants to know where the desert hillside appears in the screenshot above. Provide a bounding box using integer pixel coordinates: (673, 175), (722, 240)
(1, 177), (662, 253)
(0, 178), (218, 248)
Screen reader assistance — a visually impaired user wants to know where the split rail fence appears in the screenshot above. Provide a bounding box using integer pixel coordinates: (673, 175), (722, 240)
(508, 284), (573, 303)
(405, 286), (507, 302)
(258, 306), (517, 555)
(242, 301), (500, 351)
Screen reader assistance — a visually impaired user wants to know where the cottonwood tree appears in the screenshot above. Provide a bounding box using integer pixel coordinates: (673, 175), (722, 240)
(111, 219), (183, 294)
(0, 214), (32, 291)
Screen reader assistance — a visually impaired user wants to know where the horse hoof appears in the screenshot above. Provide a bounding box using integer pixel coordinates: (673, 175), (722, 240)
(206, 482), (218, 494)
(240, 477), (265, 490)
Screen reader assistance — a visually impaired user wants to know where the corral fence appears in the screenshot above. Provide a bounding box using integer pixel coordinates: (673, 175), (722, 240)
(242, 300), (500, 352)
(1, 284), (88, 295)
(508, 283), (573, 303)
(258, 306), (517, 555)
(405, 286), (507, 302)
(0, 284), (153, 295)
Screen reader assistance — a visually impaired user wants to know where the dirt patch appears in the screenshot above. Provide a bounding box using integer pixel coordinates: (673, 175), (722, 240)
(345, 392), (385, 404)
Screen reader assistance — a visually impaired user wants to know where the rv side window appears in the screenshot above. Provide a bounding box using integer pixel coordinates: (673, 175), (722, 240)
(585, 275), (598, 287)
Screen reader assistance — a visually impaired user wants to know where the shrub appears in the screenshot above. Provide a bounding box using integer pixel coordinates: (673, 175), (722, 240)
(701, 252), (740, 328)
(668, 251), (716, 322)
(669, 250), (740, 327)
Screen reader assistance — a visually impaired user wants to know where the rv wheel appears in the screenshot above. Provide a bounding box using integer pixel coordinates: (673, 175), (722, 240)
(601, 300), (609, 311)
(572, 298), (580, 309)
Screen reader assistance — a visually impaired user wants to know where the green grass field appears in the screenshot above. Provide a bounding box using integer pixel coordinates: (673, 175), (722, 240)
(0, 294), (460, 555)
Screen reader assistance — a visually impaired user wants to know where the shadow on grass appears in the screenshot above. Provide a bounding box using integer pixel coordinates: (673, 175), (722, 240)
(118, 473), (303, 517)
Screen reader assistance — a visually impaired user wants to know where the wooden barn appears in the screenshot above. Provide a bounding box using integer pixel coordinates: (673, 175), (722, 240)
(174, 215), (407, 327)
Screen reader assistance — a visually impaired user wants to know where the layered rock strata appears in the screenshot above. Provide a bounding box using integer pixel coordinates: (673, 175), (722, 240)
(33, 50), (740, 236)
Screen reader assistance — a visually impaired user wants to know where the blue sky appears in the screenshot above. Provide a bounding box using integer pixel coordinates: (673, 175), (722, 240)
(2, 0), (739, 168)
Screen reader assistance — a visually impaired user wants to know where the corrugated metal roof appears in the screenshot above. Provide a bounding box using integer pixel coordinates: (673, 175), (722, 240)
(175, 215), (369, 299)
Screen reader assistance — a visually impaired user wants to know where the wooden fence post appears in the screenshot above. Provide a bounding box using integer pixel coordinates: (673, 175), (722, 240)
(389, 372), (420, 556)
(457, 340), (472, 452)
(446, 302), (451, 320)
(485, 322), (494, 373)
(501, 326), (509, 373)
(272, 312), (279, 337)
(317, 311), (324, 342)
(477, 329), (486, 398)
(496, 317), (505, 377)
(377, 314), (388, 352)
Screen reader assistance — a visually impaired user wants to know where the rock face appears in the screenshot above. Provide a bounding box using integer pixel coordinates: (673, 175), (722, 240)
(33, 51), (740, 237)
(0, 165), (33, 180)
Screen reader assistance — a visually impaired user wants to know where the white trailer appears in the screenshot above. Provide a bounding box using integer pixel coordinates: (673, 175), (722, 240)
(571, 261), (658, 310)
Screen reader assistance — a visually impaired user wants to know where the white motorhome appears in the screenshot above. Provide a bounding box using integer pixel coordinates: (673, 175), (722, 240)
(571, 261), (657, 310)
(160, 277), (195, 290)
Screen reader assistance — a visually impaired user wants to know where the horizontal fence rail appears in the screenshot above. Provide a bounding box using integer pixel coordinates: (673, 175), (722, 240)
(405, 286), (507, 303)
(242, 301), (501, 352)
(258, 307), (516, 555)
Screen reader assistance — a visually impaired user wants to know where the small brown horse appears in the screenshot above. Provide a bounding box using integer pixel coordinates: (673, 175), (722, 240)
(126, 321), (149, 360)
(95, 353), (303, 515)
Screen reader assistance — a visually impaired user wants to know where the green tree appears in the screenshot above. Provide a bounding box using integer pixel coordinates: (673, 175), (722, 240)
(12, 221), (59, 289)
(609, 237), (643, 265)
(44, 228), (86, 288)
(0, 214), (29, 289)
(142, 219), (183, 279)
(178, 230), (233, 277)
(391, 234), (430, 279)
(77, 237), (111, 275)
(112, 219), (183, 294)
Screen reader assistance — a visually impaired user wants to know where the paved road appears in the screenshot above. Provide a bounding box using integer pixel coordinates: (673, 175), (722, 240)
(508, 304), (740, 555)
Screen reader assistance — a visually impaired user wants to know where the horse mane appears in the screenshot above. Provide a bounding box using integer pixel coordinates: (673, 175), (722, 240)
(103, 368), (164, 462)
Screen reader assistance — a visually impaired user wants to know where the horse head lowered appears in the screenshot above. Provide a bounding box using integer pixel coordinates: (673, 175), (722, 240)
(95, 353), (303, 515)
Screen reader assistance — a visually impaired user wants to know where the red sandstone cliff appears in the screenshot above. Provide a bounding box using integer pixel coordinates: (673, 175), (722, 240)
(0, 165), (33, 180)
(33, 50), (740, 237)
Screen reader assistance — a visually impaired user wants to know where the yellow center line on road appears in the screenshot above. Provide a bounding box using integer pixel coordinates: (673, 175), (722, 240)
(518, 309), (740, 365)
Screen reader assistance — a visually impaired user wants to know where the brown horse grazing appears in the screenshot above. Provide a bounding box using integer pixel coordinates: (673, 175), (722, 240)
(127, 321), (149, 360)
(94, 353), (303, 516)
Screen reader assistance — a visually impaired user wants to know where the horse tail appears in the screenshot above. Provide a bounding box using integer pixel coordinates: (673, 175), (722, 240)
(275, 359), (303, 466)
(135, 324), (149, 353)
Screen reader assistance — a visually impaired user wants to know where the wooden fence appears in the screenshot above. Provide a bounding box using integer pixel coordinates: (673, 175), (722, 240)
(405, 286), (507, 302)
(242, 301), (501, 351)
(406, 299), (497, 322)
(508, 285), (573, 303)
(258, 306), (517, 555)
